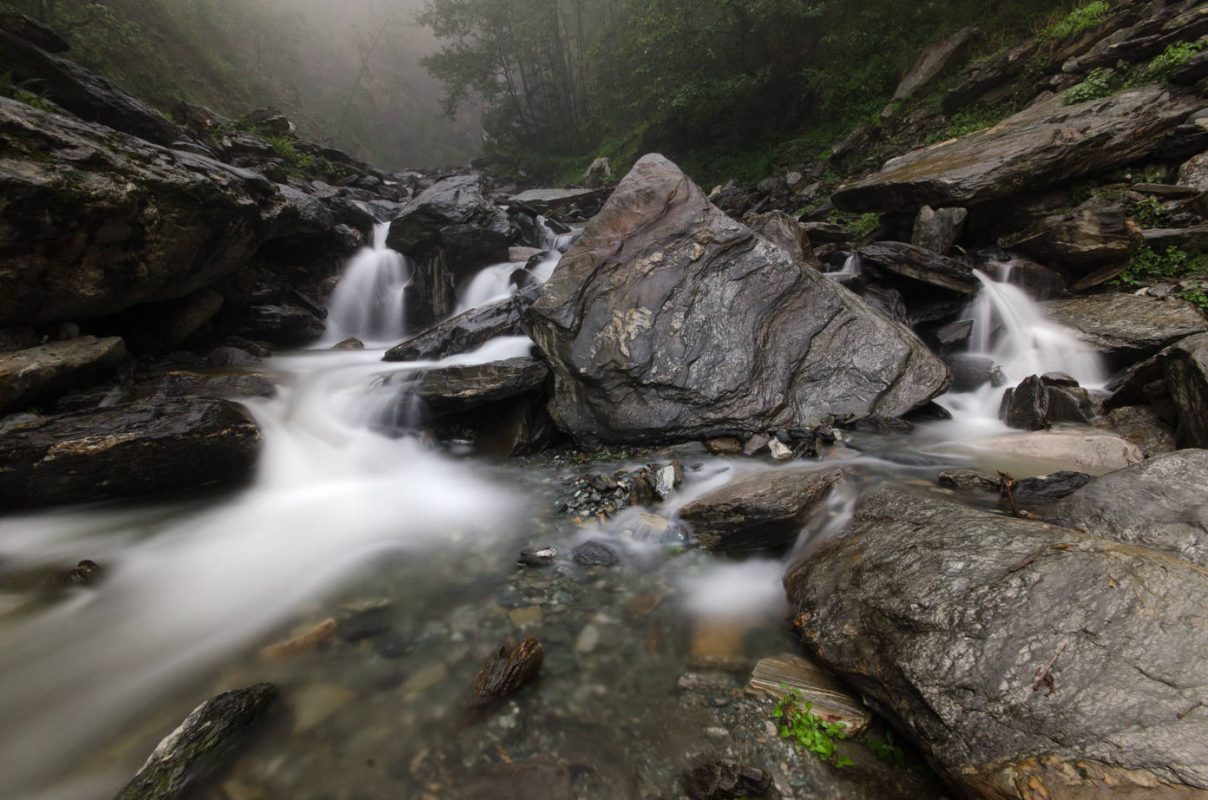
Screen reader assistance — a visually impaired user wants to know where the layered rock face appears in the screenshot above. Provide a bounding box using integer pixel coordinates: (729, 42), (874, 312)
(787, 484), (1208, 799)
(527, 155), (950, 445)
(0, 98), (282, 326)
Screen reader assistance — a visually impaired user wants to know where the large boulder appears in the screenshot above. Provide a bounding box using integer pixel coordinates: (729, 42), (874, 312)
(1042, 293), (1208, 361)
(1010, 197), (1140, 285)
(679, 467), (843, 553)
(835, 87), (1202, 213)
(527, 155), (950, 445)
(386, 175), (510, 329)
(0, 336), (126, 415)
(857, 241), (979, 293)
(911, 206), (968, 255)
(0, 98), (282, 327)
(999, 373), (1095, 431)
(0, 397), (261, 509)
(0, 27), (186, 147)
(388, 357), (548, 418)
(1163, 332), (1208, 448)
(1047, 450), (1208, 567)
(787, 484), (1208, 799)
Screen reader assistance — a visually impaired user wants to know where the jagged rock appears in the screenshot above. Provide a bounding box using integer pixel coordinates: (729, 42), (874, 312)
(1010, 197), (1140, 282)
(835, 87), (1202, 213)
(0, 28), (186, 146)
(937, 468), (1001, 493)
(527, 155), (950, 445)
(383, 296), (526, 362)
(911, 206), (968, 255)
(976, 428), (1144, 477)
(0, 98), (282, 327)
(787, 484), (1208, 800)
(1097, 405), (1178, 458)
(509, 188), (610, 217)
(0, 336), (126, 415)
(1042, 294), (1208, 361)
(858, 241), (978, 293)
(999, 374), (1096, 431)
(884, 26), (981, 115)
(746, 210), (820, 268)
(393, 357), (547, 418)
(236, 304), (326, 347)
(472, 636), (543, 707)
(679, 467), (843, 553)
(800, 221), (849, 244)
(1179, 150), (1208, 193)
(116, 684), (277, 800)
(386, 175), (509, 328)
(997, 258), (1066, 299)
(683, 758), (773, 800)
(1047, 450), (1208, 567)
(0, 397), (260, 509)
(583, 157), (612, 188)
(1164, 332), (1208, 448)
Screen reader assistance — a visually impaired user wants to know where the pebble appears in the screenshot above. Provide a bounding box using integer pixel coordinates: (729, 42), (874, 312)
(403, 662), (448, 698)
(519, 547), (558, 567)
(573, 540), (618, 567)
(575, 624), (601, 654)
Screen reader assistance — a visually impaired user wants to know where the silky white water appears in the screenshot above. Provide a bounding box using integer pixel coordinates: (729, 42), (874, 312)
(324, 222), (412, 345)
(453, 218), (573, 314)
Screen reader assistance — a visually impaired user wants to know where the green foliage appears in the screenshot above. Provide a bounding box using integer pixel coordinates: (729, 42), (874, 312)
(1041, 1), (1110, 41)
(1113, 246), (1208, 312)
(1065, 38), (1206, 105)
(0, 71), (54, 112)
(1143, 38), (1207, 82)
(928, 102), (1009, 143)
(851, 213), (882, 239)
(862, 732), (908, 767)
(1128, 196), (1169, 228)
(1064, 66), (1119, 104)
(772, 688), (853, 768)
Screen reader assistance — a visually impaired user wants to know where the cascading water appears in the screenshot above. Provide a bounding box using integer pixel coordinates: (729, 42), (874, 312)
(324, 222), (411, 345)
(453, 217), (575, 314)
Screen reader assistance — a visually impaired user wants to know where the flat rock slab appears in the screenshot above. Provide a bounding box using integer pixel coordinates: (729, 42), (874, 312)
(0, 397), (261, 509)
(972, 428), (1143, 477)
(679, 467), (843, 553)
(117, 684), (277, 800)
(1048, 449), (1208, 567)
(403, 357), (548, 417)
(509, 187), (610, 215)
(0, 336), (126, 415)
(834, 86), (1202, 212)
(1042, 293), (1208, 360)
(858, 241), (978, 293)
(527, 154), (950, 445)
(747, 653), (872, 735)
(384, 296), (525, 363)
(787, 483), (1208, 799)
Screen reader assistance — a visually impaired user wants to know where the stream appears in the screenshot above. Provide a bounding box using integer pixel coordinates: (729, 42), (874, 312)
(0, 232), (1106, 800)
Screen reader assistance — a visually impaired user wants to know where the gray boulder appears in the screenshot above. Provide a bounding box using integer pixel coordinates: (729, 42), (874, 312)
(0, 397), (260, 509)
(384, 295), (526, 363)
(527, 155), (950, 445)
(787, 484), (1208, 799)
(1010, 197), (1140, 286)
(392, 357), (548, 418)
(745, 210), (821, 268)
(679, 467), (843, 553)
(885, 26), (981, 114)
(0, 98), (282, 327)
(509, 187), (610, 217)
(857, 241), (979, 293)
(1164, 332), (1208, 448)
(911, 206), (968, 255)
(1178, 151), (1208, 193)
(1042, 293), (1208, 361)
(1097, 405), (1178, 457)
(835, 87), (1202, 213)
(1048, 450), (1208, 567)
(999, 373), (1096, 430)
(0, 336), (126, 415)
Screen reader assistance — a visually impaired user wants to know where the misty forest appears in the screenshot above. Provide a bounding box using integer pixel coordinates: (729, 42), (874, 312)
(1, 0), (1208, 798)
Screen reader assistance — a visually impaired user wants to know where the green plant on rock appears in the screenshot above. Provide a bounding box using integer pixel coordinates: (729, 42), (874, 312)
(264, 135), (315, 176)
(772, 687), (853, 768)
(1128, 196), (1169, 228)
(0, 71), (54, 112)
(862, 732), (907, 767)
(1143, 38), (1207, 82)
(1065, 67), (1121, 104)
(850, 213), (882, 240)
(1042, 1), (1111, 41)
(1113, 245), (1208, 312)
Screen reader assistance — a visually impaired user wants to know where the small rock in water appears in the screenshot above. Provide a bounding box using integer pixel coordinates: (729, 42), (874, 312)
(472, 636), (544, 707)
(573, 540), (618, 567)
(683, 758), (773, 800)
(743, 434), (771, 456)
(116, 683), (277, 800)
(337, 599), (394, 642)
(519, 547), (558, 567)
(64, 559), (103, 586)
(333, 337), (365, 350)
(768, 439), (793, 460)
(705, 436), (744, 455)
(575, 624), (600, 654)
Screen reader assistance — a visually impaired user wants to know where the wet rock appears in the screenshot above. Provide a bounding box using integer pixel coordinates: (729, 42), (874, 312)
(0, 336), (126, 416)
(858, 241), (978, 294)
(572, 540), (618, 567)
(333, 337), (364, 351)
(459, 758), (574, 800)
(1096, 405), (1178, 458)
(683, 758), (773, 800)
(944, 353), (995, 392)
(0, 99), (281, 327)
(519, 547), (558, 567)
(836, 87), (1202, 213)
(0, 397), (260, 509)
(527, 155), (950, 445)
(337, 599), (394, 642)
(937, 468), (1000, 493)
(558, 462), (682, 518)
(1179, 150), (1208, 193)
(1163, 332), (1208, 448)
(116, 684), (277, 800)
(747, 653), (872, 735)
(1042, 293), (1208, 362)
(746, 210), (820, 268)
(383, 296), (526, 362)
(472, 636), (543, 707)
(911, 206), (968, 255)
(396, 357), (548, 418)
(235, 303), (326, 347)
(1011, 197), (1140, 283)
(509, 187), (610, 218)
(680, 467), (843, 553)
(999, 373), (1096, 431)
(704, 437), (744, 455)
(258, 618), (338, 662)
(64, 559), (103, 586)
(1047, 450), (1208, 567)
(787, 484), (1208, 800)
(976, 428), (1143, 477)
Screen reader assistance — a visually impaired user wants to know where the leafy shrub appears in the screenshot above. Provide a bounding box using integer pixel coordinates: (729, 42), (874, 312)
(1113, 246), (1208, 312)
(1042, 1), (1111, 41)
(773, 688), (852, 768)
(1128, 196), (1169, 228)
(0, 71), (54, 112)
(1065, 67), (1120, 104)
(1143, 39), (1207, 82)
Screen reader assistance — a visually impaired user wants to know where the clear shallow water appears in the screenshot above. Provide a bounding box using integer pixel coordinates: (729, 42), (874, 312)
(0, 243), (1105, 799)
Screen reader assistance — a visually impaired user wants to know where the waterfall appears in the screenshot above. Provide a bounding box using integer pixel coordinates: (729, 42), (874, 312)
(324, 222), (411, 345)
(453, 217), (576, 315)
